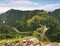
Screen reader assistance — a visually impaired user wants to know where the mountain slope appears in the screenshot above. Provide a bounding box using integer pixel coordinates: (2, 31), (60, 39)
(0, 9), (60, 42)
(51, 9), (60, 21)
(0, 9), (45, 31)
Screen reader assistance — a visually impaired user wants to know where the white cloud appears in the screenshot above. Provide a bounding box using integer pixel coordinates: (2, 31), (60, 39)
(41, 4), (60, 9)
(0, 7), (11, 13)
(0, 0), (39, 7)
(12, 0), (39, 6)
(40, 4), (60, 11)
(0, 0), (39, 13)
(14, 7), (34, 10)
(0, 6), (34, 13)
(0, 0), (60, 13)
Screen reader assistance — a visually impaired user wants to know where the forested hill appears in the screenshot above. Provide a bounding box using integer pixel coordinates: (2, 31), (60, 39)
(0, 9), (60, 42)
(0, 9), (45, 31)
(50, 9), (60, 21)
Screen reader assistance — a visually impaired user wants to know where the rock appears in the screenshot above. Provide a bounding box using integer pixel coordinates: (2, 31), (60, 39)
(20, 37), (41, 46)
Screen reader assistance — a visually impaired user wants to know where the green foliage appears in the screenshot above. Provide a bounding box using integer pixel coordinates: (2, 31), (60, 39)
(33, 31), (40, 39)
(27, 15), (42, 31)
(0, 25), (20, 39)
(0, 9), (60, 42)
(51, 9), (60, 21)
(27, 12), (49, 31)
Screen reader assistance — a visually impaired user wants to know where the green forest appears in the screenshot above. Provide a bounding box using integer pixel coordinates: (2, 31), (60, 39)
(0, 9), (60, 43)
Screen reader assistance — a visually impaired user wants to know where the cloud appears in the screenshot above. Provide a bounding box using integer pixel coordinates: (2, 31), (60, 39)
(0, 7), (11, 13)
(0, 3), (60, 13)
(12, 0), (39, 6)
(0, 0), (39, 7)
(40, 4), (60, 11)
(0, 0), (60, 13)
(0, 6), (34, 13)
(13, 7), (34, 10)
(0, 0), (39, 13)
(41, 4), (60, 9)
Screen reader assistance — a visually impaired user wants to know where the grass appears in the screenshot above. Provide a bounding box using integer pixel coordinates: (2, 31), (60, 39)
(0, 39), (6, 45)
(0, 37), (59, 46)
(0, 38), (22, 45)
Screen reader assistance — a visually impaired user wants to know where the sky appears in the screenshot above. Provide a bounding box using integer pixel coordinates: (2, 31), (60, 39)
(0, 0), (60, 13)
